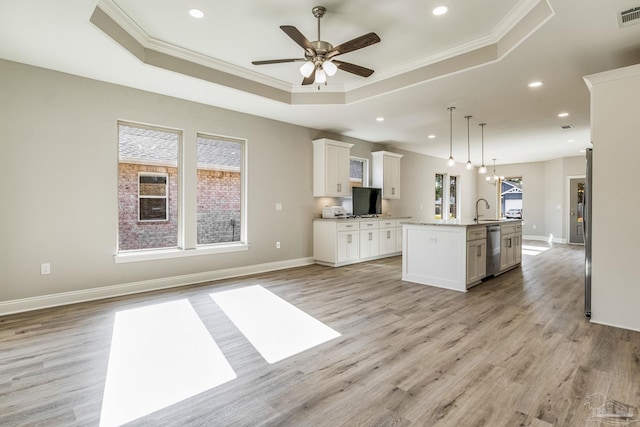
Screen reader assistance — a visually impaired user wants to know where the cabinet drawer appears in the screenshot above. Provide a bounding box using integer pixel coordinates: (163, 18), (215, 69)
(467, 226), (487, 241)
(360, 221), (379, 230)
(337, 222), (359, 232)
(501, 224), (516, 235)
(379, 220), (397, 228)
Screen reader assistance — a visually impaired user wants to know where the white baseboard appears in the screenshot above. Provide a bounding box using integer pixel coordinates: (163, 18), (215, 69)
(523, 234), (567, 244)
(589, 318), (640, 333)
(0, 257), (315, 316)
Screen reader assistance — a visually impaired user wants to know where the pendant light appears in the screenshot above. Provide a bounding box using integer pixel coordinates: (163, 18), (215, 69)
(465, 115), (473, 170)
(478, 123), (487, 174)
(486, 158), (503, 185)
(447, 106), (455, 166)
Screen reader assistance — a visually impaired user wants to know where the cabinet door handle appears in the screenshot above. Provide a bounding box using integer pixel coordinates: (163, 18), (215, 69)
(391, 187), (395, 195)
(508, 238), (512, 248)
(387, 230), (391, 239)
(477, 245), (482, 257)
(337, 183), (341, 192)
(347, 234), (352, 244)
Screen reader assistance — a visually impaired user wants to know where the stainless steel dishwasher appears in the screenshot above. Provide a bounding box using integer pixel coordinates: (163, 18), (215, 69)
(486, 225), (501, 276)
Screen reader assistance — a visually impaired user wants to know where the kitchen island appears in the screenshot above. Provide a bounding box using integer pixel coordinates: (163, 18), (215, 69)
(402, 220), (522, 292)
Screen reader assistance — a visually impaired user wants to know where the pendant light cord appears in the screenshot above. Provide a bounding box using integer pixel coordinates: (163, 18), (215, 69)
(480, 123), (486, 167)
(447, 107), (455, 164)
(465, 115), (471, 162)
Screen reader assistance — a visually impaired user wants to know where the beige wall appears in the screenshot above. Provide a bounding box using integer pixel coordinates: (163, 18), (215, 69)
(585, 64), (640, 332)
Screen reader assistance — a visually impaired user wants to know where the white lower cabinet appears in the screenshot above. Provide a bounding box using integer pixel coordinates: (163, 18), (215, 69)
(314, 218), (409, 267)
(499, 223), (522, 272)
(359, 222), (380, 259)
(515, 224), (522, 264)
(379, 220), (397, 255)
(337, 230), (359, 263)
(466, 226), (487, 287)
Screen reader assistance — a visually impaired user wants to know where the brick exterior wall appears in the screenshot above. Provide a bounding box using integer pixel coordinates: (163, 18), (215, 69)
(197, 169), (241, 244)
(118, 163), (241, 250)
(118, 163), (179, 251)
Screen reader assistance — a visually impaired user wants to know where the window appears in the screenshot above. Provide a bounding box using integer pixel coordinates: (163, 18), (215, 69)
(449, 176), (458, 219)
(435, 173), (458, 220)
(138, 173), (168, 221)
(118, 123), (180, 251)
(435, 173), (444, 219)
(116, 122), (248, 261)
(350, 157), (369, 188)
(196, 134), (244, 245)
(501, 177), (523, 218)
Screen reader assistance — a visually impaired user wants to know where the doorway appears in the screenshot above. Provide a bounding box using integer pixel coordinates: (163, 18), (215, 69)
(568, 177), (585, 244)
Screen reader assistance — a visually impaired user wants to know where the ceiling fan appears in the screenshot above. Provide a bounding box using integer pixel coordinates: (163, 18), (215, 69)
(251, 6), (381, 85)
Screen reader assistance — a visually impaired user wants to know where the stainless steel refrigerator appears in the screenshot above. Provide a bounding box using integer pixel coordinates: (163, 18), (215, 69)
(584, 148), (593, 318)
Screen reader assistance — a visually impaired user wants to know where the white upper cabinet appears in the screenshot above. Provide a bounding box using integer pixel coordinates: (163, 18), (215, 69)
(313, 139), (354, 197)
(371, 151), (403, 199)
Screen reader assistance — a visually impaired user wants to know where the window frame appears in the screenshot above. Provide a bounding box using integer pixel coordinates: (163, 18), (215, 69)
(196, 133), (247, 247)
(449, 175), (458, 219)
(435, 173), (444, 219)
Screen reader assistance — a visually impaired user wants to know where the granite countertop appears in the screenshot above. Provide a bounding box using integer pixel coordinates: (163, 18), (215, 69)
(314, 216), (412, 221)
(406, 219), (522, 227)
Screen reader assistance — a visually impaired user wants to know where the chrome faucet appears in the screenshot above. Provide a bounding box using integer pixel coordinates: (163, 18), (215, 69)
(475, 198), (490, 222)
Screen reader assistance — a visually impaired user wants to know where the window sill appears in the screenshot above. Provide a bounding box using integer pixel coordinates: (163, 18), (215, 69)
(114, 243), (249, 264)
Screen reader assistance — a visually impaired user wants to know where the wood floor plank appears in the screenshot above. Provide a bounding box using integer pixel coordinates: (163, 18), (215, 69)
(0, 241), (638, 426)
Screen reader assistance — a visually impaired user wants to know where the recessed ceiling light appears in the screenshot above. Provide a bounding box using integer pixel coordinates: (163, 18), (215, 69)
(428, 134), (436, 139)
(189, 9), (204, 18)
(568, 139), (575, 142)
(376, 117), (384, 122)
(432, 5), (449, 16)
(528, 81), (543, 88)
(558, 112), (569, 117)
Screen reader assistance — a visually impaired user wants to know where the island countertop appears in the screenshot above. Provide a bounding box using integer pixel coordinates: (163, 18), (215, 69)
(406, 219), (521, 227)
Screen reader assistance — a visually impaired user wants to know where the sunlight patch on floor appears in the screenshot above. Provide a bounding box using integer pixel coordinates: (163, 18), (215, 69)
(522, 244), (551, 256)
(210, 285), (341, 364)
(99, 299), (236, 427)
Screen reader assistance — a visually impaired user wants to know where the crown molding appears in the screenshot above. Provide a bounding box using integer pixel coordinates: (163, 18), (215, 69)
(93, 0), (553, 105)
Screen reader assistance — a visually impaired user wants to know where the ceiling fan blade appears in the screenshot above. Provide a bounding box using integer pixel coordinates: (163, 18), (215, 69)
(302, 69), (316, 85)
(326, 32), (381, 59)
(252, 58), (305, 65)
(280, 25), (316, 55)
(333, 60), (374, 77)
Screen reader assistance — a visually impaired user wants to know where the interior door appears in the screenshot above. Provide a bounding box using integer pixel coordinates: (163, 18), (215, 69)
(569, 177), (585, 244)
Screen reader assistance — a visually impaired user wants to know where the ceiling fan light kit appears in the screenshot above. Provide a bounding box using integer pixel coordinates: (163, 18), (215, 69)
(252, 5), (380, 86)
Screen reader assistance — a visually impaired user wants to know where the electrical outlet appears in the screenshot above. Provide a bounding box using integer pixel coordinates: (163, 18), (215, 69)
(276, 241), (281, 249)
(41, 263), (51, 275)
(275, 203), (283, 211)
(532, 224), (536, 230)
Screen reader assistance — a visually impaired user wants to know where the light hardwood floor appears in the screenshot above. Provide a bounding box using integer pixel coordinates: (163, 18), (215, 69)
(1, 242), (638, 426)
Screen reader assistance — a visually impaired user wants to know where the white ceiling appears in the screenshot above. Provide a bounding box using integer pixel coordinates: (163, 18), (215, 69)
(1, 0), (640, 165)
